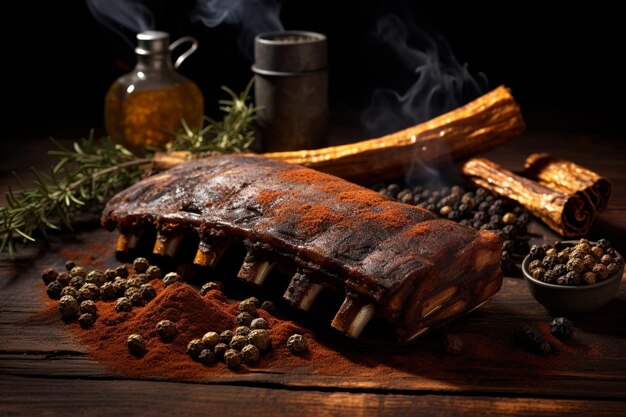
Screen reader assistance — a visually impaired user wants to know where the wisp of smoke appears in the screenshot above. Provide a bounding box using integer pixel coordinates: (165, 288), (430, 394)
(193, 0), (284, 59)
(362, 14), (487, 137)
(86, 0), (155, 47)
(362, 14), (487, 188)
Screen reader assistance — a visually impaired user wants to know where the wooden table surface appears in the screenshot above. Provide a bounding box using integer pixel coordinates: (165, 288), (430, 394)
(1, 132), (625, 416)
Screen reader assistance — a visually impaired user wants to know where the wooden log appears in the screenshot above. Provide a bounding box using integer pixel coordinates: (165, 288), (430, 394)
(524, 152), (612, 212)
(152, 85), (525, 184)
(462, 158), (595, 237)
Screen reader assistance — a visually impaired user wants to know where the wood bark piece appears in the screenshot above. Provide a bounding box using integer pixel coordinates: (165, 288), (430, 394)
(462, 158), (595, 237)
(152, 85), (525, 184)
(524, 152), (612, 213)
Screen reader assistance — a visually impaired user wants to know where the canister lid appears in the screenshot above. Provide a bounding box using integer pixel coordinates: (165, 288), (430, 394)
(135, 31), (170, 56)
(254, 31), (327, 73)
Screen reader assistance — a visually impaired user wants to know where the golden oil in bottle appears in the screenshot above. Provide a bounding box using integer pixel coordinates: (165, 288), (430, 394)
(104, 31), (204, 155)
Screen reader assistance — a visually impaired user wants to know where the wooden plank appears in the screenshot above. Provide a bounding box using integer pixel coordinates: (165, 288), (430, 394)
(1, 375), (625, 417)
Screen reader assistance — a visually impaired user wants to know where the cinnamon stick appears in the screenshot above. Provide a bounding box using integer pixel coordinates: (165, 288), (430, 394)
(462, 158), (595, 237)
(152, 85), (525, 183)
(524, 153), (612, 213)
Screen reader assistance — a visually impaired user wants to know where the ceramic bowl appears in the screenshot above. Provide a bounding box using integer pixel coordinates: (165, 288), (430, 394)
(522, 241), (624, 314)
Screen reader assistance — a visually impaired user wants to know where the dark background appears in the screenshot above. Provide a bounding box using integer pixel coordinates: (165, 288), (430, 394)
(4, 1), (625, 141)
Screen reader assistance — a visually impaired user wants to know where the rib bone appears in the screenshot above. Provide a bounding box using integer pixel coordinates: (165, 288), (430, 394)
(331, 296), (375, 338)
(194, 239), (230, 267)
(116, 232), (142, 252)
(283, 270), (324, 311)
(237, 251), (275, 285)
(153, 235), (183, 257)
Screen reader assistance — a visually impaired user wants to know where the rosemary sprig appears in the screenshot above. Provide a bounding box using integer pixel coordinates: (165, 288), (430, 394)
(166, 78), (258, 154)
(1, 81), (259, 256)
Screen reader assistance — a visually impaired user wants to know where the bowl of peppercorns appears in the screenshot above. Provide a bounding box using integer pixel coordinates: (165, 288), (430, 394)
(522, 239), (624, 314)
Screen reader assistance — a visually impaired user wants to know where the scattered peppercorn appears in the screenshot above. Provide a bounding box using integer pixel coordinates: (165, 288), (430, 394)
(538, 341), (557, 355)
(239, 297), (259, 315)
(41, 268), (58, 284)
(115, 265), (129, 278)
(56, 272), (70, 287)
(513, 326), (541, 351)
(187, 339), (206, 360)
(198, 349), (215, 365)
(236, 312), (253, 327)
(442, 333), (464, 355)
(213, 343), (229, 361)
(115, 297), (133, 313)
(241, 344), (260, 365)
(79, 313), (96, 329)
(287, 333), (308, 354)
(127, 334), (146, 356)
(133, 257), (150, 273)
(223, 349), (242, 369)
(248, 329), (271, 351)
(146, 265), (161, 279)
(163, 272), (183, 286)
(250, 317), (269, 330)
(219, 330), (235, 345)
(260, 300), (276, 313)
(58, 295), (80, 320)
(65, 260), (76, 271)
(200, 281), (224, 296)
(201, 332), (220, 349)
(79, 300), (98, 316)
(46, 281), (63, 300)
(550, 317), (573, 341)
(139, 284), (157, 302)
(156, 320), (177, 341)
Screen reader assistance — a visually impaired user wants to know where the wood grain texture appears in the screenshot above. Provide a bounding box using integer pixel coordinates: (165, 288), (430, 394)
(1, 132), (626, 415)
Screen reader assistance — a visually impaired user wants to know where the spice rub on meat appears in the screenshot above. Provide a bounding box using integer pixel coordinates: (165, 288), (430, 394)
(101, 155), (503, 343)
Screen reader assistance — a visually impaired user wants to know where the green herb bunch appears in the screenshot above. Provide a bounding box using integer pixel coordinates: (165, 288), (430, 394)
(1, 81), (258, 256)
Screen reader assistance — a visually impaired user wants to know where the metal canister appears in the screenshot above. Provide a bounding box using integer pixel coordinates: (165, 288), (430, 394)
(252, 31), (328, 152)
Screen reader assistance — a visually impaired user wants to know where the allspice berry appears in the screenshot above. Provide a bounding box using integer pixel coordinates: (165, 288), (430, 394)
(156, 320), (177, 341)
(241, 344), (260, 365)
(58, 295), (79, 319)
(287, 334), (307, 354)
(223, 349), (242, 369)
(127, 334), (146, 356)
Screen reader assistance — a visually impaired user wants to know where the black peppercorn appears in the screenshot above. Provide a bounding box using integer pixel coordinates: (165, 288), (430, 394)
(69, 275), (85, 290)
(69, 266), (87, 279)
(201, 332), (220, 349)
(239, 297), (259, 315)
(287, 334), (308, 354)
(251, 317), (269, 330)
(550, 317), (573, 341)
(79, 300), (98, 316)
(58, 295), (80, 320)
(133, 257), (150, 273)
(187, 339), (206, 360)
(145, 265), (161, 279)
(129, 291), (145, 307)
(552, 264), (567, 278)
(115, 297), (133, 313)
(542, 256), (558, 270)
(64, 260), (77, 271)
(564, 271), (581, 285)
(442, 334), (464, 355)
(198, 349), (215, 365)
(127, 334), (146, 356)
(41, 267), (58, 284)
(219, 330), (235, 345)
(537, 341), (556, 355)
(543, 270), (558, 284)
(56, 272), (70, 287)
(223, 349), (242, 369)
(200, 281), (224, 295)
(78, 283), (100, 302)
(46, 281), (63, 300)
(86, 270), (106, 287)
(156, 320), (177, 341)
(229, 335), (248, 351)
(583, 271), (597, 285)
(596, 239), (611, 251)
(513, 326), (541, 350)
(127, 277), (145, 288)
(79, 313), (96, 329)
(213, 343), (229, 361)
(60, 286), (79, 299)
(236, 312), (253, 327)
(139, 284), (157, 302)
(104, 269), (117, 281)
(163, 272), (183, 286)
(248, 329), (271, 351)
(241, 344), (261, 365)
(592, 264), (609, 280)
(607, 263), (620, 276)
(529, 245), (545, 260)
(115, 265), (129, 278)
(235, 326), (251, 337)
